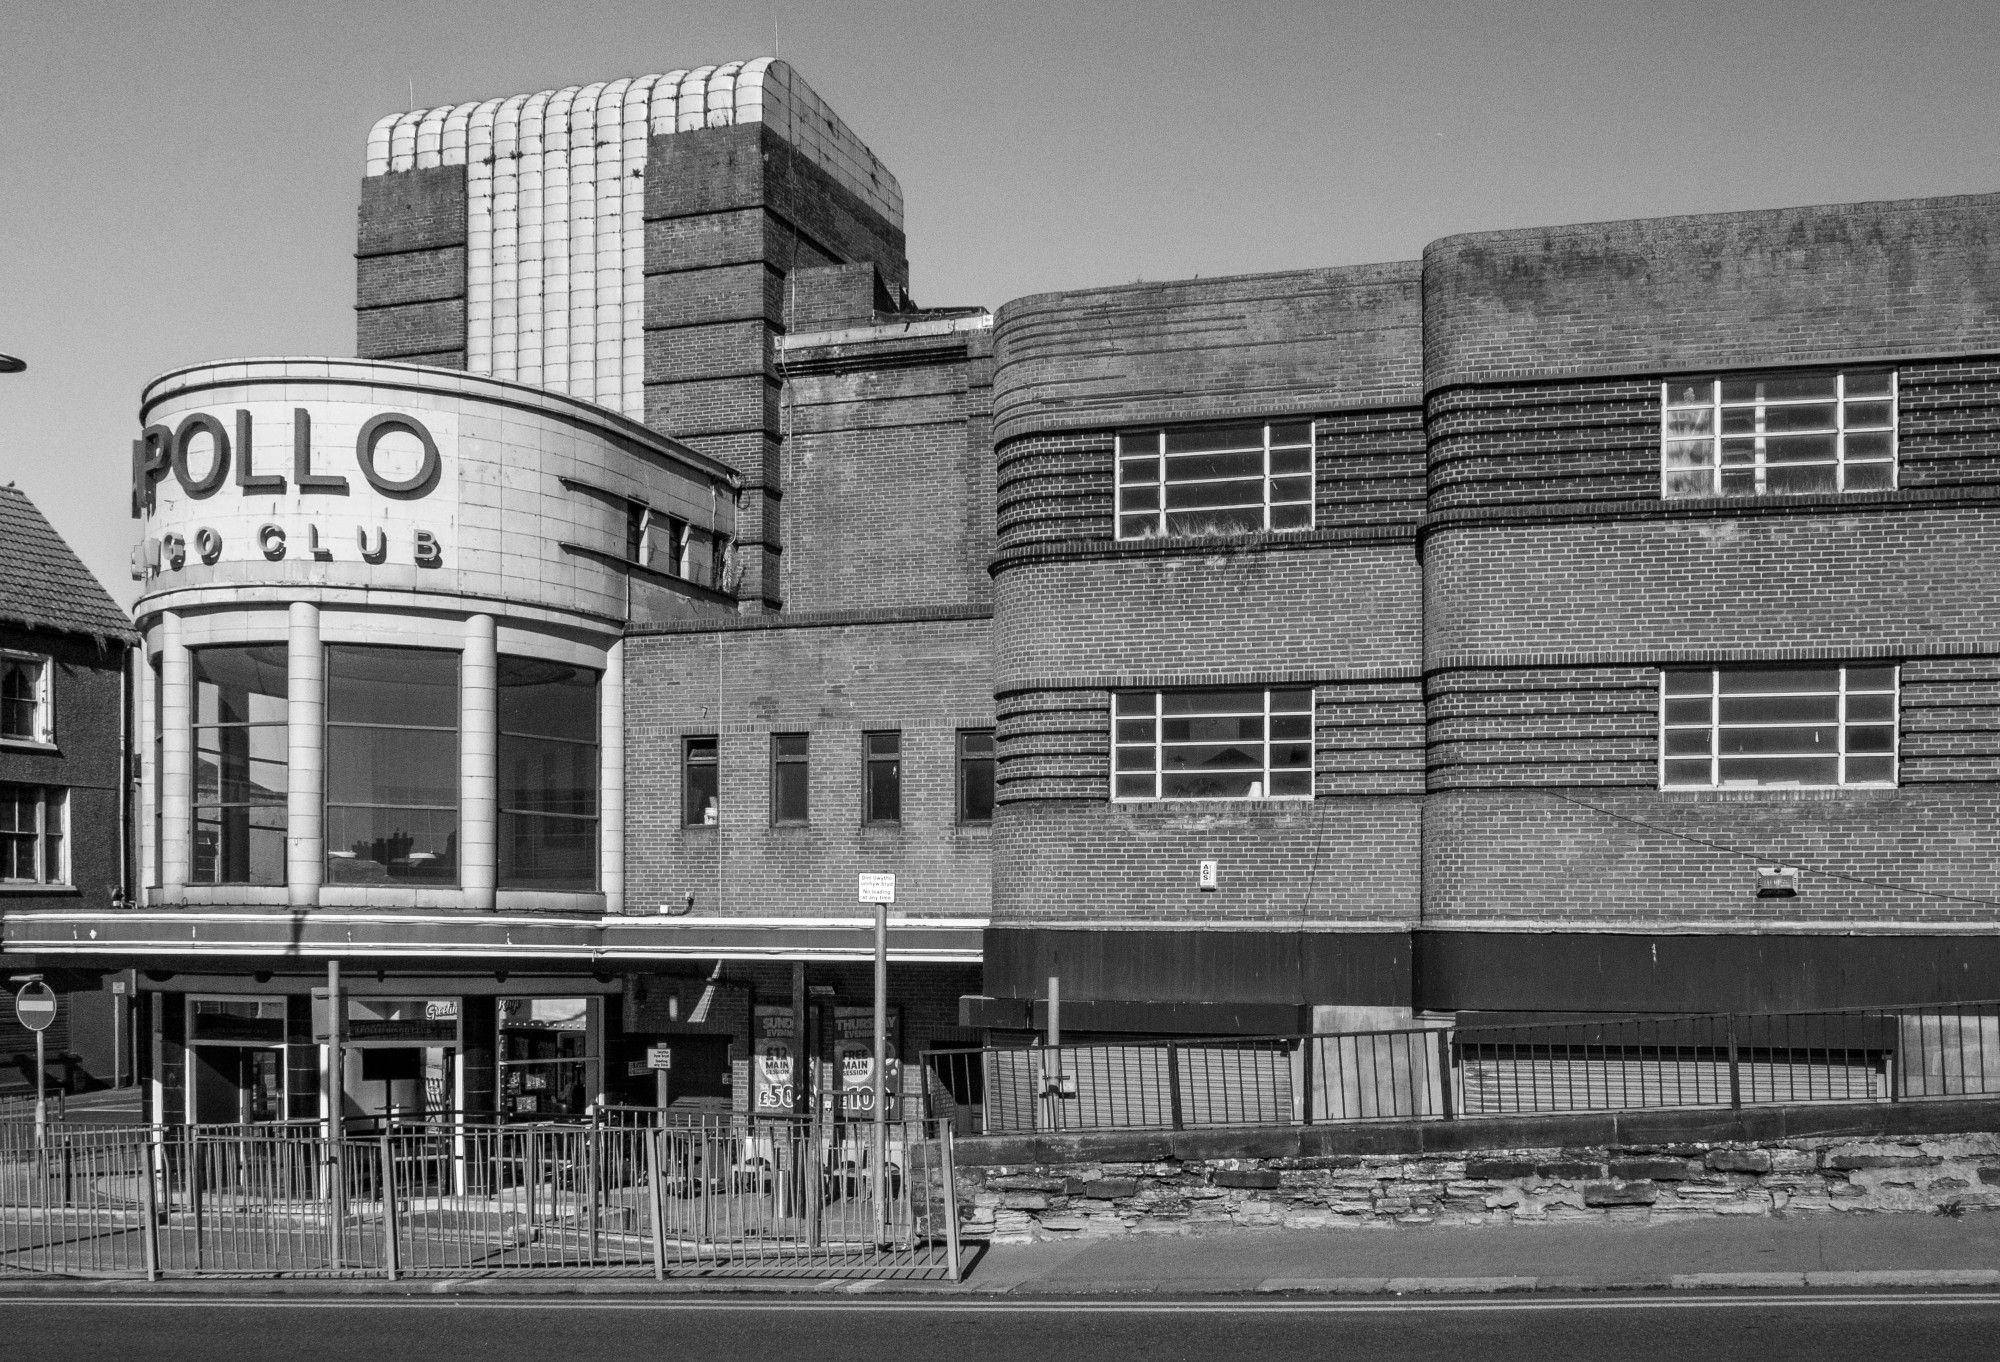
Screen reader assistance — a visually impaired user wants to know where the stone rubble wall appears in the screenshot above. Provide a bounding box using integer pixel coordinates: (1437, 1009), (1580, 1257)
(958, 1131), (2000, 1241)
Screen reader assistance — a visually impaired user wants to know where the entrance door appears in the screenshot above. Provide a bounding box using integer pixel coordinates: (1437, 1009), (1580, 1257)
(191, 1046), (283, 1125)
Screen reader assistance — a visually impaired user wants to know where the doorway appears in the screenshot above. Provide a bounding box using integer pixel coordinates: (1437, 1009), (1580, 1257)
(191, 1045), (283, 1125)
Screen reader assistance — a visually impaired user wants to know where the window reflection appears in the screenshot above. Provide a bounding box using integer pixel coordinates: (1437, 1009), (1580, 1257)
(326, 645), (459, 884)
(497, 656), (599, 891)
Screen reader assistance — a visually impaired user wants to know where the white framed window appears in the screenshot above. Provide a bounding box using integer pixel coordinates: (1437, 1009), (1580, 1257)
(1662, 370), (1896, 498)
(1660, 666), (1897, 789)
(1116, 421), (1314, 540)
(1113, 688), (1314, 801)
(0, 784), (68, 885)
(0, 652), (52, 744)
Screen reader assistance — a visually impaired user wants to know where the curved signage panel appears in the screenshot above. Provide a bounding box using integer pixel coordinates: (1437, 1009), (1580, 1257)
(134, 358), (734, 625)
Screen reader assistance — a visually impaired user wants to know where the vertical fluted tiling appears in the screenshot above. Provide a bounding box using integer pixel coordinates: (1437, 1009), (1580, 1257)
(158, 611), (191, 889)
(286, 602), (324, 907)
(461, 615), (498, 910)
(599, 639), (624, 914)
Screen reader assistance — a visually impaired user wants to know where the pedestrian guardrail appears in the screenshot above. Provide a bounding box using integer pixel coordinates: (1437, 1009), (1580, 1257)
(0, 1114), (961, 1282)
(919, 1000), (2000, 1135)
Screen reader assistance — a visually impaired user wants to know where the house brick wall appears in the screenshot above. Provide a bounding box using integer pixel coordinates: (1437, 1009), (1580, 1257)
(1422, 192), (2000, 390)
(354, 165), (468, 368)
(622, 616), (994, 922)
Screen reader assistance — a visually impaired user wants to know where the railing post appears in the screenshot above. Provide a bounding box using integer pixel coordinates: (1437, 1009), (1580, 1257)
(645, 1128), (667, 1281)
(379, 1132), (399, 1281)
(1436, 1029), (1456, 1121)
(1166, 1041), (1184, 1132)
(939, 1122), (963, 1283)
(1726, 1015), (1742, 1112)
(1888, 1016), (1902, 1103)
(328, 1134), (346, 1272)
(586, 1116), (601, 1264)
(1299, 1035), (1314, 1127)
(140, 1133), (161, 1282)
(190, 1136), (204, 1272)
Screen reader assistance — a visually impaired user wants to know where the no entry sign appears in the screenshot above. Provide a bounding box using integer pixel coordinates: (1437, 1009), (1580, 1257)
(14, 982), (56, 1032)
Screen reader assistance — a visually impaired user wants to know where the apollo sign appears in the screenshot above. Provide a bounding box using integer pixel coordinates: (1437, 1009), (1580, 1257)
(133, 405), (453, 579)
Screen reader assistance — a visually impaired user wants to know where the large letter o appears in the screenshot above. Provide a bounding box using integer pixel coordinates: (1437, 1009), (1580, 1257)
(171, 412), (231, 498)
(355, 413), (440, 497)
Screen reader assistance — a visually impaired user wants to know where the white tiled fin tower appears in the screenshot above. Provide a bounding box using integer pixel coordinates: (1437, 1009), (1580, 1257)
(365, 59), (903, 422)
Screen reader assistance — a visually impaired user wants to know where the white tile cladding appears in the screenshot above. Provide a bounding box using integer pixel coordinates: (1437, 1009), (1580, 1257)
(133, 357), (737, 627)
(363, 60), (903, 421)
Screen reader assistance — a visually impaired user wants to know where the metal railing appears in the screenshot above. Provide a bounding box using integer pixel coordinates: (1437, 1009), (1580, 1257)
(921, 1000), (2000, 1136)
(0, 1114), (961, 1282)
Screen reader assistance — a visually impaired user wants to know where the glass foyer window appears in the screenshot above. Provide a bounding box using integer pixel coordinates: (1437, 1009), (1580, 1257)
(1116, 422), (1314, 540)
(1661, 667), (1897, 789)
(1114, 689), (1314, 801)
(191, 645), (287, 886)
(1663, 371), (1895, 498)
(326, 645), (458, 883)
(497, 657), (599, 891)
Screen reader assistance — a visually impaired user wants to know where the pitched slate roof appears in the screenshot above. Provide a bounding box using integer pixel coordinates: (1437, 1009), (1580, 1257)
(0, 483), (136, 643)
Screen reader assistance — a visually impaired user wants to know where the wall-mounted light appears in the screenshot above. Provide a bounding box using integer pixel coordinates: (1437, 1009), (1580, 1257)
(1755, 865), (1799, 899)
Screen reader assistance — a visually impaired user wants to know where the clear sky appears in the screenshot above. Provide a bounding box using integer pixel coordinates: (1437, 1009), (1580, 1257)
(5, 0), (1999, 606)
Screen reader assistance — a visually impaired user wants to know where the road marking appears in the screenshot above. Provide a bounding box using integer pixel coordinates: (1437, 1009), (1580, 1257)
(1, 1293), (1999, 1314)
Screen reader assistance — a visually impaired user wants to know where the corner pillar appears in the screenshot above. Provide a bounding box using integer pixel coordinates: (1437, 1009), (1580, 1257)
(158, 611), (191, 890)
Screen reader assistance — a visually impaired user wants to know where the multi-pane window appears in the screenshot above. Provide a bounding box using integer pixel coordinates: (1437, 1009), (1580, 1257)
(1661, 667), (1897, 789)
(1663, 371), (1896, 498)
(958, 730), (995, 824)
(497, 657), (598, 891)
(683, 737), (718, 826)
(1116, 421), (1314, 540)
(1, 654), (50, 743)
(863, 732), (901, 824)
(1113, 689), (1314, 801)
(771, 734), (809, 825)
(0, 784), (66, 884)
(192, 646), (288, 886)
(325, 645), (459, 883)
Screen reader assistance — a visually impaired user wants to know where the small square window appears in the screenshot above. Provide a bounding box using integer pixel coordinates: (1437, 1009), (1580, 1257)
(771, 733), (809, 825)
(0, 784), (68, 885)
(958, 730), (995, 824)
(864, 731), (901, 824)
(683, 737), (718, 826)
(1, 653), (51, 744)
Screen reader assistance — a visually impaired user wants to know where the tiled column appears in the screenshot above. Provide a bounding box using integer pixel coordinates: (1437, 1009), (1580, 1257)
(136, 643), (157, 902)
(461, 615), (498, 911)
(286, 602), (324, 908)
(599, 639), (624, 914)
(158, 611), (191, 890)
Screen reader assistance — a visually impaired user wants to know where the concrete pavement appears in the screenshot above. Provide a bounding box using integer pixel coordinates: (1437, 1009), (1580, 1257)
(2, 1208), (1998, 1297)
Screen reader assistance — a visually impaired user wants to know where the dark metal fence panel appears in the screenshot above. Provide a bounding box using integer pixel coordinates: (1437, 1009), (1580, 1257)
(924, 1001), (2000, 1133)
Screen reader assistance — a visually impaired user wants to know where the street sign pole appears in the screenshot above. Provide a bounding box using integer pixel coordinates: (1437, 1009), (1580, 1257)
(12, 979), (58, 1148)
(857, 872), (895, 1246)
(873, 897), (888, 1244)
